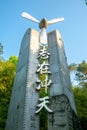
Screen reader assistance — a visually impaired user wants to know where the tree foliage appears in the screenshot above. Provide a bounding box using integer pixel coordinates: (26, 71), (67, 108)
(73, 84), (87, 130)
(0, 56), (18, 130)
(69, 60), (87, 130)
(69, 60), (87, 83)
(76, 60), (87, 82)
(68, 63), (77, 72)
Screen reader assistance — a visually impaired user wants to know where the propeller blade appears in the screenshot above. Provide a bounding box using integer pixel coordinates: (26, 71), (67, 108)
(21, 12), (40, 23)
(47, 17), (64, 25)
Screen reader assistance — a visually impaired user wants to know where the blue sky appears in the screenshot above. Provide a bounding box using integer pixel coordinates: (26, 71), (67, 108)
(0, 0), (87, 64)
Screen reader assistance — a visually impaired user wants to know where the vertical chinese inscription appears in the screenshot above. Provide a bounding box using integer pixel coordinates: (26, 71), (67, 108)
(35, 45), (53, 114)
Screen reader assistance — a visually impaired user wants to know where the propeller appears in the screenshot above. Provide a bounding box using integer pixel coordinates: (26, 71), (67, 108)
(21, 12), (64, 44)
(21, 12), (40, 23)
(21, 12), (64, 28)
(47, 17), (64, 25)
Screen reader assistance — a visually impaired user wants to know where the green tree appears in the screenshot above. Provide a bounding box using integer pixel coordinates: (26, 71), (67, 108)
(73, 84), (87, 130)
(0, 56), (18, 130)
(68, 63), (77, 72)
(69, 60), (87, 130)
(69, 60), (87, 84)
(76, 60), (87, 82)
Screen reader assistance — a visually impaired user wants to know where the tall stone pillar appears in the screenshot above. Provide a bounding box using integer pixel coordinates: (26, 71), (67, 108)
(48, 30), (81, 130)
(5, 28), (40, 130)
(5, 28), (81, 130)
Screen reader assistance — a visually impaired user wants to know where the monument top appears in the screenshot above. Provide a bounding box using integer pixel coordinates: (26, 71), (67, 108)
(21, 12), (64, 29)
(21, 12), (64, 44)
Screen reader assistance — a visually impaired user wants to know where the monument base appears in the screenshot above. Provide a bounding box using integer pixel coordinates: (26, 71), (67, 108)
(48, 94), (82, 130)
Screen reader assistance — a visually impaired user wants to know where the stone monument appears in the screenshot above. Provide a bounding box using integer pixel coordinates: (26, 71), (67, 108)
(5, 12), (81, 130)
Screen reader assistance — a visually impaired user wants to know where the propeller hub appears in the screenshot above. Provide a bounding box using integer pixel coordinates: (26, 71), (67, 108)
(39, 18), (48, 29)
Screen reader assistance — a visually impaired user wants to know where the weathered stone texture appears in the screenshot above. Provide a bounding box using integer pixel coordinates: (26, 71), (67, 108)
(48, 95), (73, 130)
(5, 28), (40, 130)
(48, 30), (81, 130)
(48, 94), (82, 130)
(48, 30), (76, 113)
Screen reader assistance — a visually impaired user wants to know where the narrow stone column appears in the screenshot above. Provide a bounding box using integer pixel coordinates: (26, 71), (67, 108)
(5, 28), (40, 130)
(48, 30), (81, 130)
